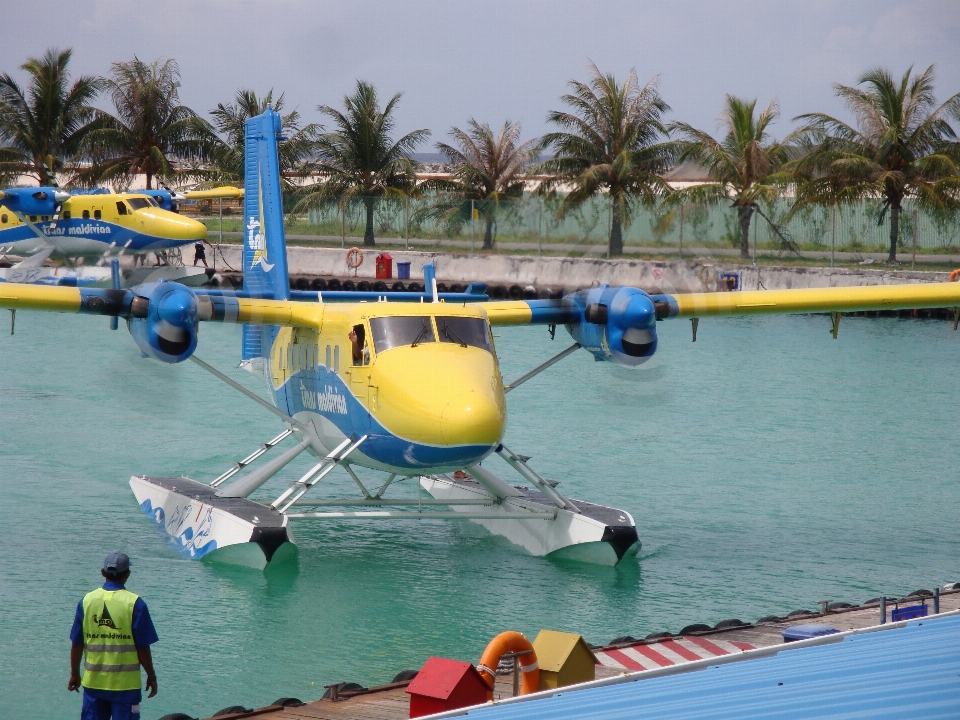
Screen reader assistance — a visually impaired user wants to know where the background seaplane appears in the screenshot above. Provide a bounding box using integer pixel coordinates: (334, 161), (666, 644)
(0, 182), (241, 288)
(3, 108), (960, 570)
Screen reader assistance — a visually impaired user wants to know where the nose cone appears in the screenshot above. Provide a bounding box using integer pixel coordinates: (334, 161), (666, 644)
(372, 343), (506, 452)
(441, 390), (504, 445)
(140, 208), (207, 242)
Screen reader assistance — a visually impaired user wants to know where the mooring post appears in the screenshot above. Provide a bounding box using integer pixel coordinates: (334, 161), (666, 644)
(934, 587), (940, 614)
(880, 596), (887, 625)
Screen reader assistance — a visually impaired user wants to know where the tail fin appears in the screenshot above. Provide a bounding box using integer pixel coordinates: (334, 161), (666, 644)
(241, 109), (290, 361)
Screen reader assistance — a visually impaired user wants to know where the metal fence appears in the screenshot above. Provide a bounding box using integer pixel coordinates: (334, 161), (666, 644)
(305, 195), (960, 252)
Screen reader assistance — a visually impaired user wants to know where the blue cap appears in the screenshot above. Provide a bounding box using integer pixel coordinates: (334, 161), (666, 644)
(103, 551), (131, 574)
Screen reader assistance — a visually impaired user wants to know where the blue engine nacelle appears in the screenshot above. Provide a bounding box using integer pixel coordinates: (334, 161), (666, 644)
(127, 282), (199, 363)
(0, 187), (70, 216)
(564, 286), (658, 365)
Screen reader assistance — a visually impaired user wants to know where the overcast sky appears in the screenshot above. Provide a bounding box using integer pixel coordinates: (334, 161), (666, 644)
(3, 0), (959, 149)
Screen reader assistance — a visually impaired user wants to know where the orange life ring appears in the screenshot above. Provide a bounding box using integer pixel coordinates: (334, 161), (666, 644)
(476, 631), (539, 699)
(949, 269), (960, 282)
(346, 247), (364, 269)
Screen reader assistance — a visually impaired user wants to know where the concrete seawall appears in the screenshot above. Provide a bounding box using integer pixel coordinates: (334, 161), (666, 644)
(213, 244), (953, 293)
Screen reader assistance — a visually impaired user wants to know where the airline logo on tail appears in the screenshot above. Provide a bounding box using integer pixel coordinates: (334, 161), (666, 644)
(247, 216), (274, 272)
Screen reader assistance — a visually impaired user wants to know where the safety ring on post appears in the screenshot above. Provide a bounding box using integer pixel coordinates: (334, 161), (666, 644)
(949, 269), (960, 282)
(476, 631), (539, 699)
(346, 247), (364, 272)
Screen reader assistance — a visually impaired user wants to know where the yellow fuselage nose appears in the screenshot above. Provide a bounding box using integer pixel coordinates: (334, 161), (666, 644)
(127, 209), (206, 242)
(369, 342), (506, 450)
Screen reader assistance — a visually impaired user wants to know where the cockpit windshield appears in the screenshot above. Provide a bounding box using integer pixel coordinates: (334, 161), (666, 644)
(436, 316), (491, 352)
(370, 316), (436, 353)
(126, 198), (151, 210)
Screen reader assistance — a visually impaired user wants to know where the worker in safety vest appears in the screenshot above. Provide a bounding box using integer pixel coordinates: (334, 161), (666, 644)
(68, 551), (158, 720)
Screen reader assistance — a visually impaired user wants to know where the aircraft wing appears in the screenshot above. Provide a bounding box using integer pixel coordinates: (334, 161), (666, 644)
(184, 187), (245, 201)
(475, 282), (960, 327)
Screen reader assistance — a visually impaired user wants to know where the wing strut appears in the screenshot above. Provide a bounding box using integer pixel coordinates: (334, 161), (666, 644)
(504, 343), (579, 393)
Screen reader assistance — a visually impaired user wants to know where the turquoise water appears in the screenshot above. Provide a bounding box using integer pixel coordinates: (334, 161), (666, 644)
(1, 310), (958, 719)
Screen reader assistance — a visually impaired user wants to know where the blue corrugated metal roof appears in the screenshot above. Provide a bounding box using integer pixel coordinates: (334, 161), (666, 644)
(460, 615), (960, 719)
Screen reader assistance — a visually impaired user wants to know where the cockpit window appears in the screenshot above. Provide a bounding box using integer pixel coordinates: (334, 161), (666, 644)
(126, 198), (151, 210)
(370, 316), (436, 353)
(437, 316), (491, 352)
(146, 197), (160, 207)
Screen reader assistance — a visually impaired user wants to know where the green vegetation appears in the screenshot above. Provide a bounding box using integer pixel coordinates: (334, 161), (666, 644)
(0, 48), (105, 185)
(539, 62), (674, 257)
(297, 81), (428, 247)
(2, 49), (958, 263)
(792, 66), (960, 263)
(670, 96), (793, 259)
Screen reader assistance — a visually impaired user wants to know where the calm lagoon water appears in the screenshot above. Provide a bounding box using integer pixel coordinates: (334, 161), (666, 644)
(1, 309), (958, 719)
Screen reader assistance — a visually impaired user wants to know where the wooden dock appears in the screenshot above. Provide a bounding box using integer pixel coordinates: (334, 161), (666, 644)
(201, 589), (960, 720)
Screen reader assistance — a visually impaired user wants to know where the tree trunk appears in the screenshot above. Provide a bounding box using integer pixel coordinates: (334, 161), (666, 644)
(609, 201), (624, 257)
(363, 197), (375, 247)
(146, 173), (153, 190)
(482, 215), (494, 250)
(888, 204), (900, 263)
(738, 205), (753, 259)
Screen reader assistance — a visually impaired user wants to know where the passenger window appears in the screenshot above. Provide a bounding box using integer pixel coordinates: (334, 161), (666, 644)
(333, 346), (340, 373)
(29, 215), (37, 222)
(126, 198), (150, 210)
(94, 210), (101, 220)
(62, 211), (71, 219)
(437, 317), (492, 352)
(116, 202), (127, 215)
(325, 345), (331, 370)
(82, 210), (90, 219)
(1, 214), (7, 223)
(369, 316), (436, 353)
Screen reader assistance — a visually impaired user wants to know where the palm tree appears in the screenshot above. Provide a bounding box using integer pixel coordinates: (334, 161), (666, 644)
(0, 47), (105, 185)
(208, 88), (320, 187)
(539, 62), (674, 256)
(300, 81), (429, 246)
(792, 65), (960, 262)
(83, 57), (212, 189)
(431, 119), (539, 249)
(670, 96), (792, 259)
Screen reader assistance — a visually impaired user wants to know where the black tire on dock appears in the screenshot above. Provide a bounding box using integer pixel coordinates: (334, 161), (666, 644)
(327, 278), (342, 290)
(859, 597), (882, 607)
(490, 285), (507, 299)
(342, 280), (356, 290)
(450, 283), (464, 293)
(213, 708), (250, 717)
(907, 589), (933, 598)
(508, 284), (523, 299)
(408, 282), (423, 292)
(644, 631), (673, 640)
(713, 619), (748, 630)
(357, 280), (371, 291)
(828, 602), (854, 610)
(537, 287), (552, 300)
(311, 278), (327, 291)
(786, 609), (814, 618)
(157, 715), (197, 720)
(294, 277), (309, 290)
(437, 282), (448, 293)
(550, 287), (565, 299)
(373, 281), (387, 291)
(392, 669), (419, 682)
(322, 682), (365, 699)
(272, 698), (305, 707)
(608, 636), (637, 646)
(679, 624), (712, 635)
(392, 282), (406, 291)
(523, 285), (537, 300)
(756, 616), (783, 624)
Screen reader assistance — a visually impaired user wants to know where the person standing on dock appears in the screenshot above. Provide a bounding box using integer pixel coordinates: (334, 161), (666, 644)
(68, 551), (159, 720)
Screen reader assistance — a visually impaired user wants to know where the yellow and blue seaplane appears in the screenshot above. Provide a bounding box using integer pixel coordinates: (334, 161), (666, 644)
(0, 183), (241, 288)
(3, 109), (960, 569)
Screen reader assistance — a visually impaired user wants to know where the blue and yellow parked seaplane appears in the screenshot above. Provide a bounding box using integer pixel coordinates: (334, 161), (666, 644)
(3, 109), (960, 569)
(0, 183), (242, 288)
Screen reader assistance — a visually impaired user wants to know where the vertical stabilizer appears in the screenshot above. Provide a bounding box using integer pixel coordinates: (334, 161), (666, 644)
(242, 109), (290, 360)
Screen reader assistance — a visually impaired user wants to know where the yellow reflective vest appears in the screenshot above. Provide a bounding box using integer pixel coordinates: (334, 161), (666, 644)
(81, 588), (141, 691)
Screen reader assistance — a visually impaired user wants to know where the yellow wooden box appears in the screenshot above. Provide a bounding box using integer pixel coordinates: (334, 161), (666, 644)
(532, 629), (598, 690)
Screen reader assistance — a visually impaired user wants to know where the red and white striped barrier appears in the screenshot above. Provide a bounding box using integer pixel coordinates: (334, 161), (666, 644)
(595, 636), (756, 672)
